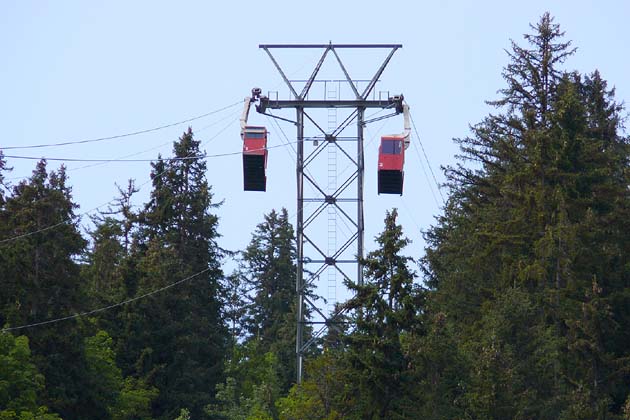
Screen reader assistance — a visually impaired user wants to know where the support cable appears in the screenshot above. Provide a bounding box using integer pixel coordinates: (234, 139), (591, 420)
(6, 109), (242, 181)
(266, 112), (321, 196)
(1, 267), (213, 332)
(2, 135), (302, 163)
(0, 119), (298, 245)
(410, 141), (440, 209)
(409, 111), (445, 205)
(336, 112), (389, 180)
(400, 196), (424, 233)
(1, 101), (243, 150)
(266, 114), (298, 159)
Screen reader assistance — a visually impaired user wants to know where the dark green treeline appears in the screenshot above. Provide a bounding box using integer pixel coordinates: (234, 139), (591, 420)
(2, 12), (630, 420)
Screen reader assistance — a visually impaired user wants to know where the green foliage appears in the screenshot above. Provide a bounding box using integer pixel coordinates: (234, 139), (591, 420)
(112, 377), (158, 420)
(276, 351), (350, 420)
(277, 210), (425, 419)
(116, 128), (228, 420)
(0, 161), (86, 329)
(277, 383), (325, 420)
(423, 12), (630, 419)
(212, 208), (309, 420)
(404, 312), (467, 419)
(173, 408), (190, 420)
(0, 406), (60, 420)
(2, 13), (630, 420)
(206, 376), (248, 420)
(83, 216), (128, 303)
(0, 161), (95, 419)
(239, 208), (304, 390)
(0, 333), (60, 419)
(84, 330), (124, 418)
(207, 343), (283, 420)
(82, 329), (158, 420)
(330, 209), (425, 419)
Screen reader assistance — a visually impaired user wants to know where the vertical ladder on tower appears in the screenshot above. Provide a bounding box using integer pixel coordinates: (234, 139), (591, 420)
(326, 81), (338, 312)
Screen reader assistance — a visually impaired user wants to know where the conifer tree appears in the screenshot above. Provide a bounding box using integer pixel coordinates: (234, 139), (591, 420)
(0, 151), (8, 205)
(240, 208), (300, 389)
(341, 209), (424, 419)
(0, 161), (92, 419)
(209, 209), (306, 420)
(423, 13), (630, 418)
(81, 180), (140, 340)
(119, 128), (228, 420)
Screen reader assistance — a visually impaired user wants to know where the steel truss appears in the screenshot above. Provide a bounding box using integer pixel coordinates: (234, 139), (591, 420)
(257, 43), (403, 383)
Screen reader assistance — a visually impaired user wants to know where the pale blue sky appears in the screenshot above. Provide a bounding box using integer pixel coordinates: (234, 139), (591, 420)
(1, 1), (629, 303)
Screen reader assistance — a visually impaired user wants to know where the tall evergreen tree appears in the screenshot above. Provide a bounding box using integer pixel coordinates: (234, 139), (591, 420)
(0, 161), (93, 419)
(0, 150), (8, 206)
(341, 209), (424, 419)
(423, 13), (630, 419)
(81, 180), (140, 340)
(208, 209), (305, 420)
(83, 217), (127, 303)
(0, 162), (86, 328)
(240, 208), (299, 389)
(119, 128), (228, 420)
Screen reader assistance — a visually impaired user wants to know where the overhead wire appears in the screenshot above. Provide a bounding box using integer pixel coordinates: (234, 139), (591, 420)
(410, 141), (441, 208)
(4, 108), (242, 181)
(263, 115), (316, 218)
(0, 114), (269, 333)
(0, 117), (297, 245)
(0, 57), (420, 331)
(3, 154), (200, 163)
(1, 267), (213, 333)
(0, 119), (301, 332)
(2, 140), (302, 163)
(71, 109), (242, 172)
(265, 114), (298, 162)
(400, 196), (424, 234)
(1, 105), (437, 247)
(1, 100), (243, 150)
(336, 108), (390, 180)
(409, 111), (445, 205)
(265, 112), (321, 198)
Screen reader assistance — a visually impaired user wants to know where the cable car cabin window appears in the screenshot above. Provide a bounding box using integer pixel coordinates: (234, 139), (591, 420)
(382, 139), (402, 155)
(245, 132), (266, 138)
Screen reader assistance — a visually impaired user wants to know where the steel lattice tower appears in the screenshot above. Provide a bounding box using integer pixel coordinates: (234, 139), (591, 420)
(254, 43), (404, 383)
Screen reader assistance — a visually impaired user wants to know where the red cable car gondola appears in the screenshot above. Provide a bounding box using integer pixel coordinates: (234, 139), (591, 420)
(241, 88), (268, 191)
(378, 104), (410, 195)
(242, 125), (268, 191)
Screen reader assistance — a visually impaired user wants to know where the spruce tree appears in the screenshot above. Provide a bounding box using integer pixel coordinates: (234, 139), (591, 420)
(240, 208), (300, 390)
(0, 162), (93, 418)
(423, 13), (630, 418)
(119, 128), (228, 420)
(341, 209), (424, 419)
(209, 209), (305, 420)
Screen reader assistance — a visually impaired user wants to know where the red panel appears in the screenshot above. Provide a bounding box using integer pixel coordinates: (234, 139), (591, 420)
(243, 138), (267, 156)
(378, 136), (405, 171)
